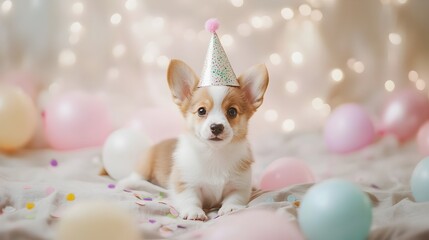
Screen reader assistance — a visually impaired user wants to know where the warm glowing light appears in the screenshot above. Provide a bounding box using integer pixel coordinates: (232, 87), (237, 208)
(408, 70), (419, 82)
(389, 33), (402, 45)
(237, 23), (252, 36)
(416, 79), (426, 91)
(347, 58), (356, 69)
(353, 61), (365, 73)
(157, 55), (170, 68)
(330, 68), (344, 82)
(312, 97), (324, 110)
(264, 109), (278, 122)
(70, 22), (82, 33)
(385, 80), (395, 92)
(291, 51), (303, 64)
(112, 44), (126, 58)
(125, 0), (137, 11)
(281, 8), (294, 20)
(282, 119), (295, 132)
(299, 4), (312, 16)
(152, 17), (165, 30)
(250, 16), (263, 28)
(311, 9), (323, 21)
(221, 34), (234, 47)
(142, 53), (155, 64)
(397, 0), (408, 4)
(261, 16), (273, 28)
(230, 0), (243, 8)
(110, 13), (122, 25)
(285, 81), (298, 93)
(58, 49), (76, 66)
(1, 0), (12, 13)
(322, 104), (331, 116)
(72, 2), (83, 14)
(270, 53), (282, 65)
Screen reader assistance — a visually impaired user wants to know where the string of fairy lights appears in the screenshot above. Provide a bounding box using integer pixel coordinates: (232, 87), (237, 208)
(0, 0), (426, 135)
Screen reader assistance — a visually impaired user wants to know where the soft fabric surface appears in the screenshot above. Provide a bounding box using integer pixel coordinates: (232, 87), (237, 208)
(1, 132), (429, 239)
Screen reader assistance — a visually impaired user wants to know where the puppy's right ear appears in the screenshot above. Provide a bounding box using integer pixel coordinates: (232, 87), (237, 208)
(167, 59), (199, 106)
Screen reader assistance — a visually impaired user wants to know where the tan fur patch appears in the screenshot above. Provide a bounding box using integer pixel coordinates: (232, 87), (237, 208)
(170, 169), (186, 193)
(235, 158), (254, 172)
(135, 139), (177, 188)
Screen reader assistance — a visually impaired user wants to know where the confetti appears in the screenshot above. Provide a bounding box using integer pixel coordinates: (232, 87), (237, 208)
(159, 225), (174, 237)
(159, 192), (165, 199)
(287, 195), (297, 202)
(133, 193), (143, 200)
(177, 225), (186, 229)
(143, 197), (153, 201)
(66, 193), (75, 201)
(166, 213), (177, 219)
(135, 201), (146, 206)
(293, 201), (301, 208)
(148, 219), (156, 224)
(26, 202), (35, 210)
(169, 207), (179, 217)
(50, 159), (58, 167)
(123, 189), (132, 193)
(25, 215), (35, 219)
(371, 184), (380, 189)
(108, 183), (116, 189)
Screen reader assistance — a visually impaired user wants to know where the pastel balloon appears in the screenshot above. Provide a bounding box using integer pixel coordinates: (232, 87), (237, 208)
(324, 103), (376, 154)
(260, 158), (315, 191)
(299, 179), (372, 240)
(57, 201), (142, 240)
(417, 121), (429, 155)
(102, 128), (151, 180)
(126, 108), (183, 143)
(43, 92), (112, 150)
(411, 157), (429, 202)
(381, 89), (429, 141)
(205, 210), (304, 240)
(0, 85), (38, 151)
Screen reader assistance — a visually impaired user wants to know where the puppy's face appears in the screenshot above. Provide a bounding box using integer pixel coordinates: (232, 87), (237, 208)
(167, 60), (269, 146)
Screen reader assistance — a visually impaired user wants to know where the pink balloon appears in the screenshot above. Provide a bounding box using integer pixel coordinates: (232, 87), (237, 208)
(1, 72), (39, 99)
(260, 158), (314, 191)
(324, 103), (376, 154)
(417, 121), (429, 155)
(126, 108), (184, 143)
(205, 210), (304, 240)
(381, 89), (429, 141)
(43, 92), (112, 150)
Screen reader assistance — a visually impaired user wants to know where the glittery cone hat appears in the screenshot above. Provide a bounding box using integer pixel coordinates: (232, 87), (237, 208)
(199, 18), (240, 87)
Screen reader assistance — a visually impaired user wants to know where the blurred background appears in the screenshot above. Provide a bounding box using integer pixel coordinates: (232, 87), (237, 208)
(1, 0), (429, 143)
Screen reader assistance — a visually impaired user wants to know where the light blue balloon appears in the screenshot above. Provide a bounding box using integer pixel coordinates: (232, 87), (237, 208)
(298, 179), (372, 240)
(411, 157), (429, 202)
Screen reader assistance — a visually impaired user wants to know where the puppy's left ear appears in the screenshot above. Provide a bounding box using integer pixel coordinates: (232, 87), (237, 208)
(238, 64), (269, 109)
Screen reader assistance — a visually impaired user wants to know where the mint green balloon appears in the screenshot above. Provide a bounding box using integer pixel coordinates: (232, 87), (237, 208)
(411, 157), (429, 202)
(298, 179), (372, 240)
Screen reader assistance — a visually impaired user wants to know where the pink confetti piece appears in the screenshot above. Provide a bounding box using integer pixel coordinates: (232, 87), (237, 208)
(50, 207), (65, 218)
(169, 207), (179, 217)
(45, 187), (55, 196)
(108, 183), (116, 189)
(50, 159), (58, 167)
(133, 193), (143, 200)
(135, 200), (146, 206)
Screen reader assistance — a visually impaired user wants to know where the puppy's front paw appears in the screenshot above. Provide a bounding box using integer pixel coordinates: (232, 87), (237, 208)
(218, 204), (246, 216)
(179, 206), (207, 221)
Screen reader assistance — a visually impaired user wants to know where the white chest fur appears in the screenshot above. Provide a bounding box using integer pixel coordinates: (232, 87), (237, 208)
(171, 134), (251, 207)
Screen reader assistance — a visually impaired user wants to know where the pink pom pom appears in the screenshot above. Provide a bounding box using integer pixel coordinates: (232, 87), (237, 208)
(205, 18), (219, 33)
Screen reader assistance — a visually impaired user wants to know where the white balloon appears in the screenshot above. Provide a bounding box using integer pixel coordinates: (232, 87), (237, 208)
(102, 128), (151, 180)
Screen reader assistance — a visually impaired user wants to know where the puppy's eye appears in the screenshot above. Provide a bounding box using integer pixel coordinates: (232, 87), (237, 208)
(227, 107), (238, 118)
(197, 107), (207, 117)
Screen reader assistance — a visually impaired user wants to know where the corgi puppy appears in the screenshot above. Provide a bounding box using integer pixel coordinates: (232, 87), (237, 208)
(119, 59), (269, 220)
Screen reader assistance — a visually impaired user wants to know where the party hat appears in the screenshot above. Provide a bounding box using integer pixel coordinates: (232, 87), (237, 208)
(199, 18), (240, 87)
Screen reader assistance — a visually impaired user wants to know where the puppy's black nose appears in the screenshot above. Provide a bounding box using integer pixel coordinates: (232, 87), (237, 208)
(210, 124), (224, 136)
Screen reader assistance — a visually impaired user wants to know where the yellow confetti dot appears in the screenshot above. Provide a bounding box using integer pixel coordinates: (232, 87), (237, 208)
(66, 193), (75, 201)
(293, 201), (301, 208)
(26, 202), (35, 210)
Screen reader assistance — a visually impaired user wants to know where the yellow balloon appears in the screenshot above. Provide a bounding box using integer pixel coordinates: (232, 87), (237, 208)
(0, 84), (38, 151)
